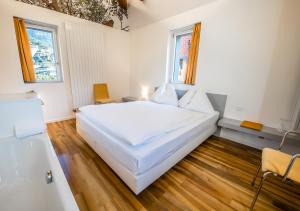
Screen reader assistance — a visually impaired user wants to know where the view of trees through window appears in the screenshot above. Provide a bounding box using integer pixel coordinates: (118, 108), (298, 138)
(173, 32), (192, 83)
(26, 26), (60, 81)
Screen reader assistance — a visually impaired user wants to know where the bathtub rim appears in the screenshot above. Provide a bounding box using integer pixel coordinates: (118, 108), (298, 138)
(0, 133), (79, 211)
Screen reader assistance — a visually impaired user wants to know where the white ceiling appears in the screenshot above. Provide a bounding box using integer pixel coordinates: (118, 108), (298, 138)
(128, 0), (215, 29)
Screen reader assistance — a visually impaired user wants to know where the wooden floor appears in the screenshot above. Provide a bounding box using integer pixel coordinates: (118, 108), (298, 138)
(47, 119), (300, 211)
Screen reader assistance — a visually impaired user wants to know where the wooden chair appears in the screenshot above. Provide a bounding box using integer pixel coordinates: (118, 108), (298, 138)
(250, 130), (300, 210)
(93, 83), (114, 104)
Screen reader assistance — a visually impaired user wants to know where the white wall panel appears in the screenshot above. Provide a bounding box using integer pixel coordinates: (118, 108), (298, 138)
(65, 22), (104, 108)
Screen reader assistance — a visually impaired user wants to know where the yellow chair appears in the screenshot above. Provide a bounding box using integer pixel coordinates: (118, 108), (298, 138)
(250, 131), (300, 210)
(93, 83), (114, 104)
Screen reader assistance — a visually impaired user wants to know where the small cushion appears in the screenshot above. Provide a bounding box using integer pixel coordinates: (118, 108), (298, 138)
(151, 84), (178, 106)
(95, 98), (114, 104)
(240, 120), (263, 131)
(262, 148), (300, 183)
(178, 87), (197, 107)
(181, 88), (215, 113)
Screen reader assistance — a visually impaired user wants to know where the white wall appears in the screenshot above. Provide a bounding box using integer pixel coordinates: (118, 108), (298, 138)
(129, 0), (300, 128)
(1, 0), (299, 128)
(0, 0), (130, 122)
(259, 0), (300, 128)
(128, 0), (216, 29)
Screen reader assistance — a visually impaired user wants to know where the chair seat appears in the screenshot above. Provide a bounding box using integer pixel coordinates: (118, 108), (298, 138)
(262, 148), (300, 183)
(95, 98), (114, 104)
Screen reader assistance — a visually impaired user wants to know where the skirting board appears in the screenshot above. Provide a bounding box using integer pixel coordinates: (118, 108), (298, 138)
(46, 115), (74, 124)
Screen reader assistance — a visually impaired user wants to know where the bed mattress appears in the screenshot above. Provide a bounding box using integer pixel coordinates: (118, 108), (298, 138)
(76, 104), (219, 175)
(79, 101), (210, 146)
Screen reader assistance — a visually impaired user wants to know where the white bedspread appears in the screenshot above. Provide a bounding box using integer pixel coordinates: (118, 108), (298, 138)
(79, 101), (208, 146)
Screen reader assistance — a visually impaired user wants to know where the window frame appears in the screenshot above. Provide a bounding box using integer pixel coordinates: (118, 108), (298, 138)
(25, 20), (63, 83)
(168, 27), (193, 84)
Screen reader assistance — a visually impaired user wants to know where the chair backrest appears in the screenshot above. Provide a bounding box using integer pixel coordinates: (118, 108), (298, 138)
(94, 83), (110, 101)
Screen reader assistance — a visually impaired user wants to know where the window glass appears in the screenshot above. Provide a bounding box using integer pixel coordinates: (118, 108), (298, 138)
(26, 24), (61, 82)
(173, 32), (192, 83)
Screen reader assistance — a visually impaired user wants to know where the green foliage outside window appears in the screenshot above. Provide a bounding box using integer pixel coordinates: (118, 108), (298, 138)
(27, 27), (59, 81)
(17, 0), (128, 30)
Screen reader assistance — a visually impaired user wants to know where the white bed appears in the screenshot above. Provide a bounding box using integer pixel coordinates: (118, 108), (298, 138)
(76, 97), (224, 194)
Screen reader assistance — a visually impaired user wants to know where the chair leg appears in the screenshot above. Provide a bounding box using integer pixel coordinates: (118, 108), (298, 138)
(251, 161), (262, 186)
(249, 171), (272, 211)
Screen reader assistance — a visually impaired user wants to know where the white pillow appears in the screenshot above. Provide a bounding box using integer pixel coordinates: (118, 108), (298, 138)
(178, 87), (197, 108)
(182, 89), (215, 113)
(151, 84), (178, 106)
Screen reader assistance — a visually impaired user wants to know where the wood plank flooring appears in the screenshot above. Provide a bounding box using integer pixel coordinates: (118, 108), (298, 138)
(47, 119), (300, 211)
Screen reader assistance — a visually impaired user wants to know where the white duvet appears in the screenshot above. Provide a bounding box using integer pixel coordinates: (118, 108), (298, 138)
(79, 101), (206, 146)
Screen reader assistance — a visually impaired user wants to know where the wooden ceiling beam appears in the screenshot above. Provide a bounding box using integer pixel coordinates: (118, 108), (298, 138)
(118, 0), (144, 9)
(118, 0), (128, 9)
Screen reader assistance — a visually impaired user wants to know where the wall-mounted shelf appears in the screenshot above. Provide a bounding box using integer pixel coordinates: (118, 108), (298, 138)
(218, 118), (285, 141)
(122, 96), (138, 102)
(217, 118), (300, 154)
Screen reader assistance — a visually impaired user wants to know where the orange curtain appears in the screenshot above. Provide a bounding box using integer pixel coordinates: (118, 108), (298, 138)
(13, 17), (36, 82)
(185, 23), (201, 85)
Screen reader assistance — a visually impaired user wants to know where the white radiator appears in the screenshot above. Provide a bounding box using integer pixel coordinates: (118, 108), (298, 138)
(65, 22), (104, 109)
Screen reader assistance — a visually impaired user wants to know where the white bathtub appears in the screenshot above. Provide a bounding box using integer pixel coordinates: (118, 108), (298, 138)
(0, 133), (79, 211)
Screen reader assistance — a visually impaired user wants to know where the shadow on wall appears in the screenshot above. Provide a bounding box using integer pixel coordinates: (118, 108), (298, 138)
(259, 0), (300, 128)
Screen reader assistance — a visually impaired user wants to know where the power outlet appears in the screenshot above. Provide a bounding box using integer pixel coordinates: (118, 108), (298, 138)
(236, 106), (243, 112)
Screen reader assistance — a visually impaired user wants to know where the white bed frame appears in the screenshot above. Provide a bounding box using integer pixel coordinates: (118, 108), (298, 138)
(76, 92), (227, 194)
(76, 112), (216, 194)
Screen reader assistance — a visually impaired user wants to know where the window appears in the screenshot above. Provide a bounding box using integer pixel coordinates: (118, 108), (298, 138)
(25, 22), (62, 82)
(171, 30), (192, 83)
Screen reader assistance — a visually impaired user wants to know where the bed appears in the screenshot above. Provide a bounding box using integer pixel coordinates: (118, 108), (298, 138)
(76, 90), (227, 194)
